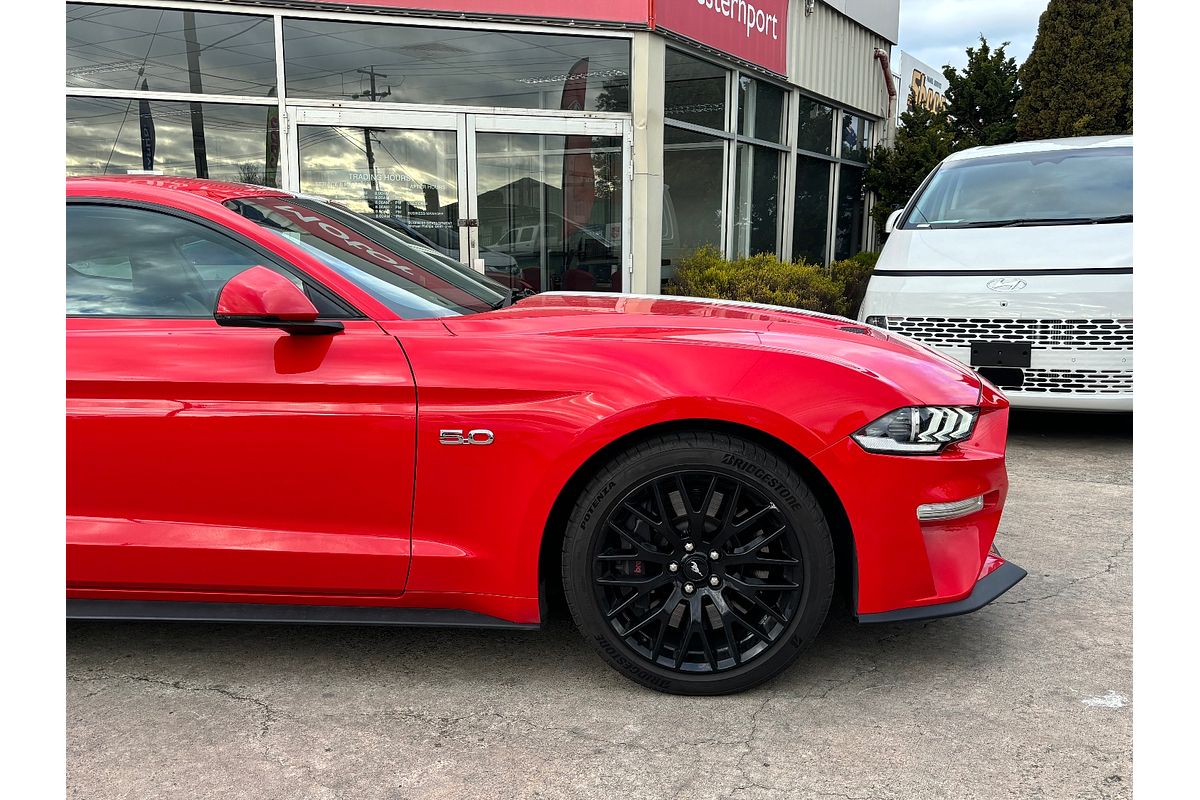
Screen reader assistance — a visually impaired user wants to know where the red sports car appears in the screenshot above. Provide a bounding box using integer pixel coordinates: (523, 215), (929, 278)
(66, 176), (1025, 695)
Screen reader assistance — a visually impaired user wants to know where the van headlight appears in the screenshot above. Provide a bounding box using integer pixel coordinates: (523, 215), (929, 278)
(864, 315), (889, 329)
(851, 406), (979, 454)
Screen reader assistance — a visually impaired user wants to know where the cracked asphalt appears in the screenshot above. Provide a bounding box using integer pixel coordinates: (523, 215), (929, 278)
(66, 411), (1132, 800)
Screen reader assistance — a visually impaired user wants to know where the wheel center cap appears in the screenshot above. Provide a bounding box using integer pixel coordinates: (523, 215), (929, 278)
(681, 555), (710, 582)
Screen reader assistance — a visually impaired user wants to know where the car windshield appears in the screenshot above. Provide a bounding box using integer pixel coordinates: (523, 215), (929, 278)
(903, 146), (1132, 229)
(224, 196), (509, 317)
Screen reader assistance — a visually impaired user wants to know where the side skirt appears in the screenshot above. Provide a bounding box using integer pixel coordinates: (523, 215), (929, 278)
(66, 599), (541, 630)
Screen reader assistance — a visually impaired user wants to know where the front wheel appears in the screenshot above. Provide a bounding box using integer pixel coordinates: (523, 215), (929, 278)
(562, 432), (835, 695)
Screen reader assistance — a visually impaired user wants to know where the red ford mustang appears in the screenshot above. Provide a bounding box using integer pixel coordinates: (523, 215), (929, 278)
(66, 176), (1025, 695)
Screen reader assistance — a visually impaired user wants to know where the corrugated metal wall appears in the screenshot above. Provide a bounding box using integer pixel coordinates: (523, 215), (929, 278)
(790, 1), (891, 120)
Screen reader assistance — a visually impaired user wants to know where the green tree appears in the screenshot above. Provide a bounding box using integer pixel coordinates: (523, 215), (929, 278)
(1016, 0), (1133, 139)
(942, 36), (1023, 147)
(865, 99), (958, 233)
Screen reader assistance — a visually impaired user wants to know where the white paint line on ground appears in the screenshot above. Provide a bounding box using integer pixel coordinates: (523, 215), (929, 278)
(1082, 690), (1128, 709)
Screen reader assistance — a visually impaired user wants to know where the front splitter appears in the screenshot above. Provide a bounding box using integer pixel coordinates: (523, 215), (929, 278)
(856, 561), (1028, 624)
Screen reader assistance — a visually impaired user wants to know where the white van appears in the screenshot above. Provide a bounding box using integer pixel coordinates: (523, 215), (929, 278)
(858, 135), (1132, 411)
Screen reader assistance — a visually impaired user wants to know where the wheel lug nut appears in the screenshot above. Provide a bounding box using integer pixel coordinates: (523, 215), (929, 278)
(709, 550), (720, 561)
(709, 576), (720, 587)
(684, 542), (695, 553)
(684, 583), (695, 594)
(668, 562), (679, 573)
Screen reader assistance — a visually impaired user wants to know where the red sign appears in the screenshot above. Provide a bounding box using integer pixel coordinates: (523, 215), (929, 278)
(282, 1), (648, 25)
(654, 0), (789, 75)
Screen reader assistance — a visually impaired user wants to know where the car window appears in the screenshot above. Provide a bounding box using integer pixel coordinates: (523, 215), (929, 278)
(225, 197), (509, 317)
(67, 204), (346, 319)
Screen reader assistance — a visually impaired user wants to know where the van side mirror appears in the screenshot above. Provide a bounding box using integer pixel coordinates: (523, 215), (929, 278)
(884, 208), (904, 234)
(215, 266), (343, 335)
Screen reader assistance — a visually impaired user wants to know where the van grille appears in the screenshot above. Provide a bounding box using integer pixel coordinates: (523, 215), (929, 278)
(884, 317), (1133, 351)
(1007, 368), (1133, 394)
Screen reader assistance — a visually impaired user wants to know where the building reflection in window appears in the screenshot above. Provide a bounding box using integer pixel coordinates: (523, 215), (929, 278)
(835, 165), (866, 260)
(662, 126), (724, 283)
(734, 143), (781, 258)
(66, 4), (277, 96)
(793, 158), (830, 264)
(474, 134), (624, 293)
(282, 19), (630, 112)
(66, 96), (280, 186)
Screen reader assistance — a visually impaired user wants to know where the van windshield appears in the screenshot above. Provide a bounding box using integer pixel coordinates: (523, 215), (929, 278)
(903, 146), (1132, 229)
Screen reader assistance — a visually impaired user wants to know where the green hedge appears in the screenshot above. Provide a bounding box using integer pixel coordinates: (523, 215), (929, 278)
(667, 246), (878, 319)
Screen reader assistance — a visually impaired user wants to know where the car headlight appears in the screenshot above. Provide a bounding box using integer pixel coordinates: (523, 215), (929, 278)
(851, 406), (979, 455)
(864, 315), (889, 329)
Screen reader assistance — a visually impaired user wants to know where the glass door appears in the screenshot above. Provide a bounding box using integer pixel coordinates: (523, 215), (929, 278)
(468, 115), (630, 295)
(286, 109), (631, 294)
(286, 107), (468, 264)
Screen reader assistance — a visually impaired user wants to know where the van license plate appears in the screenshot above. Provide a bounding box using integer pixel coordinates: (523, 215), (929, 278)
(971, 342), (1032, 368)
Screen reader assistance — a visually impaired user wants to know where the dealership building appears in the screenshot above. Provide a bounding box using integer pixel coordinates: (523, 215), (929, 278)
(66, 0), (900, 295)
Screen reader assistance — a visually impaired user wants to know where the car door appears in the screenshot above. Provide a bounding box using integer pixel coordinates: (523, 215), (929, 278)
(66, 200), (417, 598)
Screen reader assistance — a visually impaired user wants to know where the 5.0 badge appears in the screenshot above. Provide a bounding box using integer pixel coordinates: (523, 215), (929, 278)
(439, 429), (495, 446)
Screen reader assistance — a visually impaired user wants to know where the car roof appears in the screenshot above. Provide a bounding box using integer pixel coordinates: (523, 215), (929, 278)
(66, 175), (292, 203)
(944, 134), (1133, 164)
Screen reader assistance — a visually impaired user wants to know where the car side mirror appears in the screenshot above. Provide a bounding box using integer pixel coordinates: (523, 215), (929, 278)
(884, 208), (904, 234)
(215, 266), (344, 335)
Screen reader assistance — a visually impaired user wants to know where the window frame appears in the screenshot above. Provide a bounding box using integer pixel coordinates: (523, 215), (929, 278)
(66, 1), (637, 273)
(662, 44), (882, 267)
(66, 198), (362, 320)
(663, 46), (790, 261)
(66, 1), (636, 119)
(787, 96), (880, 267)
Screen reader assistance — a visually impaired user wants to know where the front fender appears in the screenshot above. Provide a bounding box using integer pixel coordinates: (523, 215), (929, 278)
(398, 325), (980, 624)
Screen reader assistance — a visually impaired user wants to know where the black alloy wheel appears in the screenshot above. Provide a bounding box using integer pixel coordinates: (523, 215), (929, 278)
(563, 432), (835, 695)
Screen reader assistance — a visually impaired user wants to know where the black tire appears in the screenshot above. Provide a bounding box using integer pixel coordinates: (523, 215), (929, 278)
(562, 432), (835, 695)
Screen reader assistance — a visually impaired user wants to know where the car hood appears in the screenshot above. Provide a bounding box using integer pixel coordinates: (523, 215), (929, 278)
(440, 292), (983, 405)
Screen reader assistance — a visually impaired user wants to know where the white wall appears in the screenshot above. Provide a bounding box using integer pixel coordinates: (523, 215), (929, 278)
(819, 0), (900, 44)
(790, 1), (894, 120)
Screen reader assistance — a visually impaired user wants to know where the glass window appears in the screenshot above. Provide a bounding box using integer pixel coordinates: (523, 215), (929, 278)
(734, 144), (781, 258)
(66, 4), (276, 97)
(840, 113), (872, 162)
(67, 204), (295, 317)
(472, 133), (624, 293)
(904, 147), (1133, 229)
(67, 97), (282, 185)
(737, 76), (786, 143)
(662, 126), (725, 278)
(282, 20), (630, 112)
(834, 165), (866, 260)
(792, 158), (831, 264)
(296, 125), (459, 233)
(796, 96), (834, 155)
(664, 49), (728, 131)
(228, 197), (510, 317)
